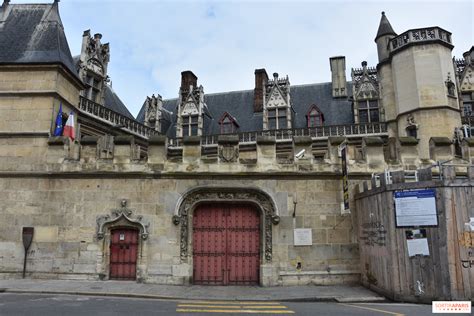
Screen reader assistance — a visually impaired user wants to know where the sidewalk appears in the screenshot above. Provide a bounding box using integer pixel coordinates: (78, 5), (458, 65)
(0, 279), (386, 303)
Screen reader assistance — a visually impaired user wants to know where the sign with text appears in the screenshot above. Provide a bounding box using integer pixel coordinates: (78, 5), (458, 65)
(395, 189), (438, 227)
(294, 228), (312, 246)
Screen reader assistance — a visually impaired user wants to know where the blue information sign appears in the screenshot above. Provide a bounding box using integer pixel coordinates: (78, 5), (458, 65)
(394, 189), (438, 227)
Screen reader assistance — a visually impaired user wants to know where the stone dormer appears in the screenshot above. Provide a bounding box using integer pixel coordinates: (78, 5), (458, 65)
(263, 72), (292, 130)
(454, 47), (474, 117)
(143, 94), (163, 132)
(78, 30), (110, 105)
(177, 71), (207, 137)
(351, 61), (382, 123)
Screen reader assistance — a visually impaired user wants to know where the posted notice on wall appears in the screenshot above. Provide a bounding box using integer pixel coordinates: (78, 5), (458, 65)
(294, 228), (312, 246)
(406, 229), (430, 257)
(394, 189), (438, 227)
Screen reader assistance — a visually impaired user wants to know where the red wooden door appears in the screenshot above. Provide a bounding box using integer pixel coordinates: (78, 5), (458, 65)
(110, 228), (138, 280)
(193, 204), (260, 285)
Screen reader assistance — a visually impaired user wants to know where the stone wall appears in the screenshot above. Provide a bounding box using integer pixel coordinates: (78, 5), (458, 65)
(0, 176), (360, 286)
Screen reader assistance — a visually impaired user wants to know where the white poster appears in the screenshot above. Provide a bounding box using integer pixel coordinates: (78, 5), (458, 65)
(394, 189), (438, 227)
(407, 238), (430, 257)
(294, 229), (312, 246)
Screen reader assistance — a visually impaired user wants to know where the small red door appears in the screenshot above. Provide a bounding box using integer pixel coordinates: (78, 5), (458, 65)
(193, 204), (260, 285)
(110, 228), (138, 280)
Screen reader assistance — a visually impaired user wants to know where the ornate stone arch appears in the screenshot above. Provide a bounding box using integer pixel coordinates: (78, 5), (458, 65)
(96, 199), (150, 240)
(172, 187), (280, 262)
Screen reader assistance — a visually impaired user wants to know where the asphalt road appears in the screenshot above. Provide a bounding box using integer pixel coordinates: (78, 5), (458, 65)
(0, 293), (462, 316)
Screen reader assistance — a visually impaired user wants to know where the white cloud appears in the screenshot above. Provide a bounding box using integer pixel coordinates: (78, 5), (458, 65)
(19, 0), (473, 116)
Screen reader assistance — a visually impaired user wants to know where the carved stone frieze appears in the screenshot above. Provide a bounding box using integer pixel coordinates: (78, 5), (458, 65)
(173, 187), (279, 262)
(96, 199), (150, 240)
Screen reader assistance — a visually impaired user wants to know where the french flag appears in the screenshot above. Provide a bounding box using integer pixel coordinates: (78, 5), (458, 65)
(63, 112), (75, 140)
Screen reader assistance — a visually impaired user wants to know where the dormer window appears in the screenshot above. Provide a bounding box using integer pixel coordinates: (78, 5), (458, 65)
(85, 74), (101, 103)
(267, 108), (287, 130)
(307, 105), (324, 127)
(358, 100), (379, 123)
(219, 112), (239, 134)
(182, 114), (198, 136)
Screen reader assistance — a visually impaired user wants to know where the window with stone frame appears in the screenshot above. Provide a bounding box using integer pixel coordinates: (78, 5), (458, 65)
(306, 105), (324, 127)
(85, 74), (101, 103)
(267, 107), (287, 130)
(462, 92), (473, 117)
(182, 115), (198, 136)
(219, 112), (239, 134)
(406, 126), (417, 139)
(358, 99), (379, 123)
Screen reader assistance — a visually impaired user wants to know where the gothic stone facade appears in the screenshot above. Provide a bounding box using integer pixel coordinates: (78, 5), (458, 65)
(0, 2), (473, 286)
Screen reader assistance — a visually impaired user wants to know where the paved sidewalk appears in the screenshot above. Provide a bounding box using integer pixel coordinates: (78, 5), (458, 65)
(0, 279), (385, 303)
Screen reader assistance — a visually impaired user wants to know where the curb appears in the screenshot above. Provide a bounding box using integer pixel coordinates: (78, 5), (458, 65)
(2, 289), (385, 303)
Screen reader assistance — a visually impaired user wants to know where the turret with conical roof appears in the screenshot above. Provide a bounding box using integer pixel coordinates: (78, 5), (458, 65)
(375, 12), (397, 62)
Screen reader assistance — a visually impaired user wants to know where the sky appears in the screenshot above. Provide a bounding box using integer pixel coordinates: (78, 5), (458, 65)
(16, 0), (474, 117)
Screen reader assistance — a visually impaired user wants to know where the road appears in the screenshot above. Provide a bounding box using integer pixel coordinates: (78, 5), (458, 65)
(0, 293), (461, 315)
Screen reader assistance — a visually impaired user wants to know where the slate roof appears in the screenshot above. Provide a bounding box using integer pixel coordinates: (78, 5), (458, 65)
(137, 82), (354, 138)
(0, 2), (79, 80)
(103, 85), (134, 119)
(375, 12), (397, 40)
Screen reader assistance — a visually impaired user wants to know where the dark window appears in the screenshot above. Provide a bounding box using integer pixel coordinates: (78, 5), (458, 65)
(462, 93), (473, 117)
(278, 116), (287, 129)
(267, 108), (287, 129)
(85, 74), (100, 103)
(307, 107), (323, 127)
(221, 117), (233, 134)
(359, 110), (369, 123)
(358, 100), (379, 123)
(182, 115), (199, 136)
(406, 126), (417, 139)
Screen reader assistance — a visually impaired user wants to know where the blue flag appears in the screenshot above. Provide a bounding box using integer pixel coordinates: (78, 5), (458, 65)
(53, 103), (63, 136)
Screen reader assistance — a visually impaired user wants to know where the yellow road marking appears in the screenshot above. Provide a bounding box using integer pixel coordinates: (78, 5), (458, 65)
(176, 309), (295, 314)
(178, 304), (287, 309)
(178, 300), (280, 305)
(340, 303), (405, 316)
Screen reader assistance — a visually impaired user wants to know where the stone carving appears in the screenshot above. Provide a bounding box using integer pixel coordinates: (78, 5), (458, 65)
(144, 94), (162, 131)
(445, 73), (456, 96)
(353, 61), (379, 100)
(407, 114), (417, 126)
(96, 199), (150, 240)
(173, 187), (280, 262)
(219, 144), (238, 162)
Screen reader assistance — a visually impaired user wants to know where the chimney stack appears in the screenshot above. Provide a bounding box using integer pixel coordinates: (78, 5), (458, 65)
(254, 68), (268, 112)
(180, 71), (198, 100)
(329, 56), (347, 98)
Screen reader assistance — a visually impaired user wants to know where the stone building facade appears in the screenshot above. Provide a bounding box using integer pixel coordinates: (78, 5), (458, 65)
(0, 1), (473, 287)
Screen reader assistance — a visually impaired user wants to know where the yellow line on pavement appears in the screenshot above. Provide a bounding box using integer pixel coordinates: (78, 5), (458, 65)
(176, 309), (295, 314)
(178, 300), (281, 305)
(178, 305), (241, 309)
(340, 303), (405, 316)
(178, 304), (287, 309)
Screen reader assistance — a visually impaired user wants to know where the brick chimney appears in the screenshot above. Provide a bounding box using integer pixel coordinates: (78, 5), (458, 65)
(329, 56), (347, 98)
(180, 70), (198, 100)
(254, 68), (268, 112)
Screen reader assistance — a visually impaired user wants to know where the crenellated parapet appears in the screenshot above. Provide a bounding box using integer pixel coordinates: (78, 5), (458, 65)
(19, 135), (472, 176)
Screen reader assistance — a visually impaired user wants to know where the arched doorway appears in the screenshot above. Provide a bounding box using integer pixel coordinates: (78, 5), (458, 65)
(109, 228), (139, 280)
(193, 203), (260, 285)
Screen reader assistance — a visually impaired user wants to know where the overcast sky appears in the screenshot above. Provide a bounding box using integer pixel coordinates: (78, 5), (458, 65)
(18, 0), (474, 116)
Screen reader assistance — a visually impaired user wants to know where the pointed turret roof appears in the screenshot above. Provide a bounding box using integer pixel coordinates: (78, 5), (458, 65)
(0, 1), (79, 81)
(375, 11), (397, 41)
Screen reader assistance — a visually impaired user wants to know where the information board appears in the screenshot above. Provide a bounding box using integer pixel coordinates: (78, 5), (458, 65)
(394, 189), (438, 227)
